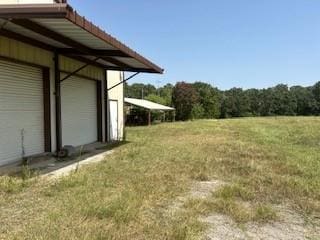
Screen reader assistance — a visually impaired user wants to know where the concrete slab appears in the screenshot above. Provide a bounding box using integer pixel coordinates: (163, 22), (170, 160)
(41, 150), (113, 179)
(0, 142), (121, 178)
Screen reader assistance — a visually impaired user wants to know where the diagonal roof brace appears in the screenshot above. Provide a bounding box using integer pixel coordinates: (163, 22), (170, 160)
(106, 72), (140, 97)
(60, 56), (100, 82)
(0, 19), (10, 30)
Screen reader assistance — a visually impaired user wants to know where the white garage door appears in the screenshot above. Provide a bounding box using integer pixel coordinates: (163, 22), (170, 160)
(0, 60), (44, 166)
(61, 75), (97, 147)
(109, 100), (118, 141)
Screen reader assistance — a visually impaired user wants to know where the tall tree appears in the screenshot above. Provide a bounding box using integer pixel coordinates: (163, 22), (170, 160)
(246, 88), (262, 116)
(291, 86), (317, 115)
(125, 83), (157, 98)
(193, 82), (221, 119)
(221, 88), (250, 118)
(159, 83), (174, 106)
(145, 94), (167, 105)
(312, 81), (320, 115)
(172, 82), (199, 120)
(272, 84), (297, 116)
(259, 88), (275, 116)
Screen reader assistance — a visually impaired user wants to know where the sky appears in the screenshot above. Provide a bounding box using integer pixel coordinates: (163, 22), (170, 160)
(68, 0), (320, 90)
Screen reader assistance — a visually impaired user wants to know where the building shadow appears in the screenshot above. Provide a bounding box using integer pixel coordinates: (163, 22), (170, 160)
(1, 141), (131, 178)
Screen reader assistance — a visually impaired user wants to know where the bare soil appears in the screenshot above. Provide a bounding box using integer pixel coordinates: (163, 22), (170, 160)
(173, 180), (320, 240)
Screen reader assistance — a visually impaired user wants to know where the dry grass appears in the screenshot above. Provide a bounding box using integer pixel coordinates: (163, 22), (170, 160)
(0, 117), (319, 239)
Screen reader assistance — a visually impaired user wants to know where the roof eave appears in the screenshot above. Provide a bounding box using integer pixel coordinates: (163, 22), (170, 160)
(0, 3), (164, 74)
(0, 3), (69, 18)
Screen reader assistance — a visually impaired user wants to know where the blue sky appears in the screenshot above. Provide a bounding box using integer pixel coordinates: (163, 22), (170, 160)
(68, 0), (320, 90)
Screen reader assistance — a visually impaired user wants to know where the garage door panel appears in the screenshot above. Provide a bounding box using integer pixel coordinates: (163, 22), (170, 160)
(0, 60), (44, 166)
(61, 75), (97, 147)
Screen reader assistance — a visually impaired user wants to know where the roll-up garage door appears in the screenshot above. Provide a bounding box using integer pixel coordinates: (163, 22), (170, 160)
(61, 75), (97, 147)
(0, 60), (44, 166)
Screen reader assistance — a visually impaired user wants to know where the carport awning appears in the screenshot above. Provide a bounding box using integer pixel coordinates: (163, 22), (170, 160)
(0, 3), (163, 74)
(125, 98), (175, 111)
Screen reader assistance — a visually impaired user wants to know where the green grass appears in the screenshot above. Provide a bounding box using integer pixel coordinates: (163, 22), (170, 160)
(0, 117), (319, 239)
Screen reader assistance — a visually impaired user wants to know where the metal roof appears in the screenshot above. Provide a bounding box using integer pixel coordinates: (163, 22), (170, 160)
(0, 3), (163, 73)
(125, 98), (175, 111)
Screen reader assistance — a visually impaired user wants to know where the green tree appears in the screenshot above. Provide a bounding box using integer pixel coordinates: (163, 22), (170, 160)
(172, 82), (199, 120)
(246, 88), (261, 116)
(272, 84), (297, 116)
(221, 88), (250, 118)
(193, 82), (221, 119)
(145, 94), (167, 105)
(291, 86), (318, 115)
(259, 88), (275, 116)
(191, 103), (205, 119)
(312, 81), (320, 115)
(125, 83), (157, 98)
(159, 83), (174, 106)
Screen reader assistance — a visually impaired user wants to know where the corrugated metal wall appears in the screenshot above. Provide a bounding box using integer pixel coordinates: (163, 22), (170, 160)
(60, 56), (104, 81)
(0, 36), (105, 81)
(0, 36), (108, 153)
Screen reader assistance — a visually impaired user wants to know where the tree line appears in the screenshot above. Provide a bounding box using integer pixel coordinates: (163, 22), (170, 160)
(125, 81), (320, 121)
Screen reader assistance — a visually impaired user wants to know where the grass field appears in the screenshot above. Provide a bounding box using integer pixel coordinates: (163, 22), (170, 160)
(0, 117), (320, 239)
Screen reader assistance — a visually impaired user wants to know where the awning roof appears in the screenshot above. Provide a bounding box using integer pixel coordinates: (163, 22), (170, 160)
(125, 98), (175, 111)
(0, 3), (163, 74)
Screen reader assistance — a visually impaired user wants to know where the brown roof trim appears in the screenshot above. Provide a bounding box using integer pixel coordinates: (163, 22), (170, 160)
(65, 8), (164, 74)
(0, 4), (69, 18)
(0, 3), (164, 74)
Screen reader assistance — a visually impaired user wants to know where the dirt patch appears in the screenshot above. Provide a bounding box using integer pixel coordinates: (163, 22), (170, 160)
(190, 180), (226, 199)
(168, 180), (226, 214)
(202, 205), (320, 240)
(169, 180), (320, 240)
(202, 214), (246, 240)
(245, 205), (320, 240)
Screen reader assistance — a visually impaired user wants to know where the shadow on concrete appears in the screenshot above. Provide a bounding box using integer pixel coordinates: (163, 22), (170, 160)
(0, 141), (130, 178)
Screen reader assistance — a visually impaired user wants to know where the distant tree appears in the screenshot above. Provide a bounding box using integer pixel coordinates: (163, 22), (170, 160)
(272, 84), (297, 116)
(312, 81), (320, 115)
(159, 83), (174, 106)
(246, 89), (262, 116)
(259, 88), (275, 116)
(312, 81), (320, 102)
(193, 82), (221, 118)
(172, 82), (199, 120)
(191, 103), (205, 119)
(145, 94), (167, 105)
(127, 80), (320, 121)
(125, 83), (157, 98)
(221, 88), (250, 118)
(291, 86), (318, 115)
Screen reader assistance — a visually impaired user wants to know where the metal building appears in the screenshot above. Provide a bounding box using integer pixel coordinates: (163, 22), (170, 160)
(0, 0), (163, 166)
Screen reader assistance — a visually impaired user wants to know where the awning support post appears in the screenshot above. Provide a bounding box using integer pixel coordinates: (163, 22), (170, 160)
(54, 52), (62, 152)
(148, 110), (151, 126)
